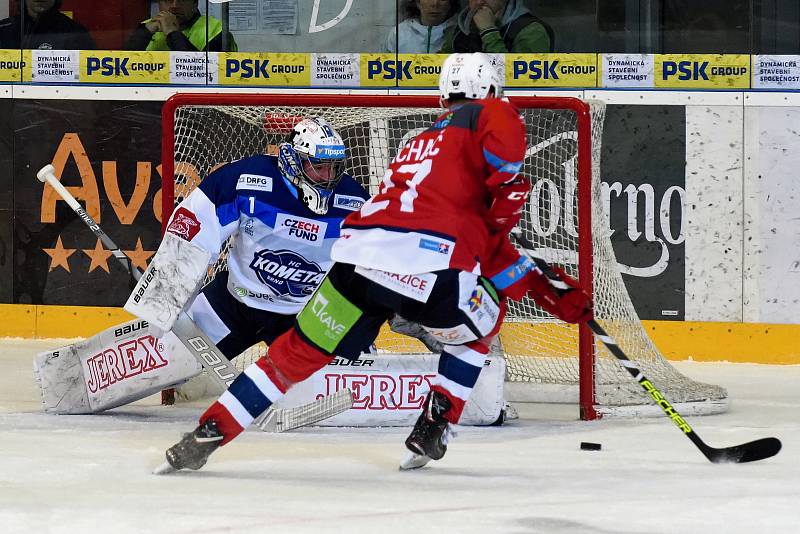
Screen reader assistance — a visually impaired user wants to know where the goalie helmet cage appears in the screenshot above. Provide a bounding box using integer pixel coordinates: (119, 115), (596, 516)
(161, 92), (728, 420)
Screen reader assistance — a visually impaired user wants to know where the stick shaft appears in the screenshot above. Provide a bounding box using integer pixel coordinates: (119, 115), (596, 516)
(40, 167), (138, 280)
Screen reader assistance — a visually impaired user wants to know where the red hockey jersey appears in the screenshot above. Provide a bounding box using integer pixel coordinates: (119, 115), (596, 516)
(331, 98), (528, 275)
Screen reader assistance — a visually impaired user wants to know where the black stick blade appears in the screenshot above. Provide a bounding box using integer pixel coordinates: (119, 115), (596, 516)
(705, 437), (782, 463)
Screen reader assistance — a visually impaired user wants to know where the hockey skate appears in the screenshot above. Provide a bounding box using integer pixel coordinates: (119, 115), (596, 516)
(153, 419), (224, 475)
(399, 391), (454, 470)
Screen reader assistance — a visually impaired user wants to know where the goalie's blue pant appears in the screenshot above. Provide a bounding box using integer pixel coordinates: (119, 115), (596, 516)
(188, 271), (296, 359)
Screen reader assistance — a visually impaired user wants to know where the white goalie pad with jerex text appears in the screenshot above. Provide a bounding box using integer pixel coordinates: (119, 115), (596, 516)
(33, 319), (202, 414)
(277, 352), (506, 426)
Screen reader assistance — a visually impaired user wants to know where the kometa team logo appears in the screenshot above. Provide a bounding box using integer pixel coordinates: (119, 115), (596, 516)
(249, 249), (324, 297)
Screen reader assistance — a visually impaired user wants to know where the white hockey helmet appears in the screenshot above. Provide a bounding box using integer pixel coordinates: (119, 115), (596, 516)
(438, 53), (504, 104)
(278, 117), (346, 214)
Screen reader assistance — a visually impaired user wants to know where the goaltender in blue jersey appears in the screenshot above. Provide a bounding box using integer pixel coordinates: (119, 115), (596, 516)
(144, 117), (371, 359)
(34, 117), (373, 415)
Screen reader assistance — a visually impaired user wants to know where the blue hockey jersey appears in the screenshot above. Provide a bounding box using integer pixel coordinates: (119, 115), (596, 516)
(169, 154), (369, 314)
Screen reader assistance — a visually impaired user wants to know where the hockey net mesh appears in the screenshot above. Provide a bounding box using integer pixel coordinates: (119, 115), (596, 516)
(168, 97), (727, 414)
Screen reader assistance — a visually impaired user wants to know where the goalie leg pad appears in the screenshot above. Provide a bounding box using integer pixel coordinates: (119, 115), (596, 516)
(124, 232), (211, 332)
(33, 320), (203, 414)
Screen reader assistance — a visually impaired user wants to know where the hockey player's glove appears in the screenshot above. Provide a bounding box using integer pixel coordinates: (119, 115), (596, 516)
(486, 177), (530, 233)
(524, 265), (593, 324)
(483, 232), (592, 324)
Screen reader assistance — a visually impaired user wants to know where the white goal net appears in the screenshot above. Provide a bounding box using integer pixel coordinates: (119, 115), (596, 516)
(162, 93), (727, 418)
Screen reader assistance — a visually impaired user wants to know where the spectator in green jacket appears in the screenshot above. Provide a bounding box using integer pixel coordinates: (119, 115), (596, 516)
(125, 0), (237, 52)
(440, 0), (553, 53)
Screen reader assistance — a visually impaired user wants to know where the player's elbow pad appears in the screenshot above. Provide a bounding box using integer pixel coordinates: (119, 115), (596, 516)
(487, 177), (530, 232)
(124, 232), (211, 332)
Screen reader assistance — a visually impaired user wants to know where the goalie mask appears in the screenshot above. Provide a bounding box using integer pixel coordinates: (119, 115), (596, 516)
(278, 117), (346, 214)
(438, 53), (503, 104)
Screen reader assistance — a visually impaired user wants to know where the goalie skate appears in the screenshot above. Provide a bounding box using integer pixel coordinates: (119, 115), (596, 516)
(399, 391), (454, 471)
(153, 419), (224, 475)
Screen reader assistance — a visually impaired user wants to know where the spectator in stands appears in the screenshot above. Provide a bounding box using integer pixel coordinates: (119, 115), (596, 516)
(384, 0), (459, 53)
(0, 0), (95, 50)
(440, 0), (554, 53)
(125, 0), (237, 52)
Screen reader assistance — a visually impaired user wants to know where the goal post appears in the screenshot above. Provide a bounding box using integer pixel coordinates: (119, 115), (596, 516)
(160, 92), (728, 420)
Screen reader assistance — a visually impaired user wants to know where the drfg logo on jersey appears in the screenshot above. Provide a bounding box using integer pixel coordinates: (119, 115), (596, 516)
(83, 335), (167, 394)
(249, 249), (324, 297)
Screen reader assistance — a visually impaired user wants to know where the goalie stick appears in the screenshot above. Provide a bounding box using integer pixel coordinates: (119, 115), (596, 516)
(254, 387), (354, 432)
(37, 164), (351, 432)
(510, 230), (781, 463)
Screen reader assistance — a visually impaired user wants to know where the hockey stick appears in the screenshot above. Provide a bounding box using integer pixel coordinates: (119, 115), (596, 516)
(254, 387), (354, 432)
(37, 164), (352, 431)
(510, 231), (781, 463)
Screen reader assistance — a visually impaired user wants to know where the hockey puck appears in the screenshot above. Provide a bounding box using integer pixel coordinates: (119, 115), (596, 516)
(580, 442), (602, 451)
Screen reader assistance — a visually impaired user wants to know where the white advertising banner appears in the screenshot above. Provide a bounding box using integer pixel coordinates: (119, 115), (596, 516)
(752, 55), (800, 89)
(279, 353), (506, 426)
(743, 106), (800, 323)
(684, 105), (744, 322)
(311, 53), (359, 87)
(601, 54), (654, 88)
(171, 52), (216, 85)
(31, 50), (80, 83)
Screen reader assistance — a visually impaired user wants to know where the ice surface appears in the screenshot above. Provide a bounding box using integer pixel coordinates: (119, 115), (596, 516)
(1, 338), (798, 533)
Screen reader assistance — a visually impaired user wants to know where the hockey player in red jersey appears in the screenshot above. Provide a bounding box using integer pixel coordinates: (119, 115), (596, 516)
(155, 52), (592, 474)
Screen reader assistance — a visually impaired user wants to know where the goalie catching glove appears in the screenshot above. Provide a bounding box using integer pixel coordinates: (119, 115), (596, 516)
(483, 232), (592, 324)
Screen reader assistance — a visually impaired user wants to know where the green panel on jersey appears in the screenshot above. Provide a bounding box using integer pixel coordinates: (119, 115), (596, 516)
(297, 279), (362, 353)
(480, 276), (500, 304)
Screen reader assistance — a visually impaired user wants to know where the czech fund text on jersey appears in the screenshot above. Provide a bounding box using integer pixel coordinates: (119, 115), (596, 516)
(169, 154), (369, 313)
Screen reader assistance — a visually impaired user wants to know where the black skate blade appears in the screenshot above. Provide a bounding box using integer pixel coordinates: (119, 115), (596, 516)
(152, 460), (178, 475)
(706, 437), (782, 464)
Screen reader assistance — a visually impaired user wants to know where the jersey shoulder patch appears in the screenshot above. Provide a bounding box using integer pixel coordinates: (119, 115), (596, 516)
(329, 174), (369, 212)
